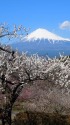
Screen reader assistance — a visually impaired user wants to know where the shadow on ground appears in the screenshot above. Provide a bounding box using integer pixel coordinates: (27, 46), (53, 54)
(13, 111), (70, 125)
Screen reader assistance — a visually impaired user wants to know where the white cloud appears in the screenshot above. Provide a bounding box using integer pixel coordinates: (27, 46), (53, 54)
(60, 21), (70, 30)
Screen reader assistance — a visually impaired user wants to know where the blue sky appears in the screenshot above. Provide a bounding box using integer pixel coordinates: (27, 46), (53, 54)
(0, 0), (70, 38)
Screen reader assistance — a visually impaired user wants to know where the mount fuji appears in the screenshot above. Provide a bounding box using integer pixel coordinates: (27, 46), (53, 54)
(5, 28), (70, 57)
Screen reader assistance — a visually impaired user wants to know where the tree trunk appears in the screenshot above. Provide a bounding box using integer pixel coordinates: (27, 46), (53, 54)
(2, 118), (5, 125)
(7, 109), (12, 125)
(1, 110), (6, 125)
(1, 107), (12, 125)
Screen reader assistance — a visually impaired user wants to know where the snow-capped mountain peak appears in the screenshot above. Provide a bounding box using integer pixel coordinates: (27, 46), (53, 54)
(25, 28), (70, 41)
(5, 28), (70, 58)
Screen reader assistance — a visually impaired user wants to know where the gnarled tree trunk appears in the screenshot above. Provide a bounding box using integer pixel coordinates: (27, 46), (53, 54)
(1, 104), (12, 125)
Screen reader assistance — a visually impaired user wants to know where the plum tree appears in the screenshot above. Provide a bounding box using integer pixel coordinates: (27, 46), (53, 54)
(0, 23), (70, 125)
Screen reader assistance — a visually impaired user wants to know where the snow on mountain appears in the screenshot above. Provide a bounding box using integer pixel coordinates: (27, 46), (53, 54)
(24, 28), (70, 42)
